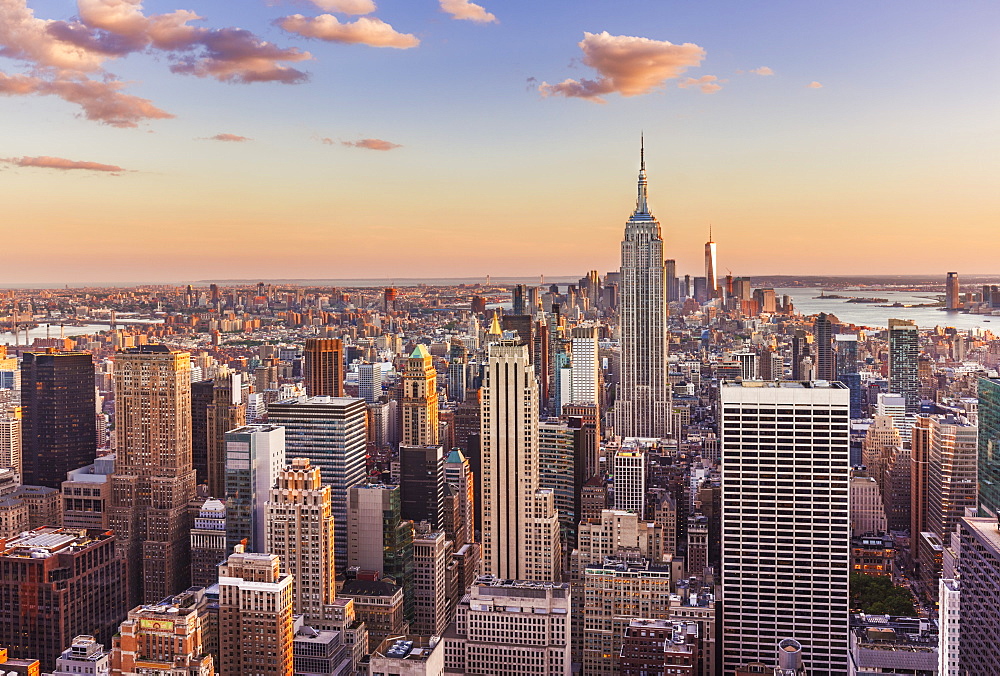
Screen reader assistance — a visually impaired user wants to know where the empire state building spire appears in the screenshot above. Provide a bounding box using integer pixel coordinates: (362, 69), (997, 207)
(635, 135), (650, 216)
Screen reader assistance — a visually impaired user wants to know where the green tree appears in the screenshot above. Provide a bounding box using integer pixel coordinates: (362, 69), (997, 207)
(850, 573), (916, 616)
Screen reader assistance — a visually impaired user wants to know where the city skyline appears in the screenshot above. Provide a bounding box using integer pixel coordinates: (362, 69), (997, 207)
(1, 0), (998, 282)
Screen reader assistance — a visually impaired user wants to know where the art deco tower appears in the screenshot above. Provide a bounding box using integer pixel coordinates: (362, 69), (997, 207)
(401, 344), (439, 447)
(615, 143), (670, 439)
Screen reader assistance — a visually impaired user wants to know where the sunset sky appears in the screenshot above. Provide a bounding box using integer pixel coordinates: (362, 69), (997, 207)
(1, 0), (998, 283)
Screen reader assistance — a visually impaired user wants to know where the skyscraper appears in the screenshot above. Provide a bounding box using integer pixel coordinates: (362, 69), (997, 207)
(615, 143), (670, 439)
(978, 376), (1000, 517)
(945, 272), (960, 310)
(268, 395), (367, 571)
(358, 362), (383, 404)
(705, 227), (718, 298)
(569, 325), (601, 410)
(888, 318), (920, 412)
(305, 337), (344, 398)
(224, 424), (285, 553)
(613, 445), (646, 516)
(720, 381), (850, 675)
(813, 312), (836, 381)
(480, 340), (561, 582)
(401, 344), (439, 447)
(20, 350), (97, 488)
(206, 372), (246, 498)
(399, 444), (445, 529)
(956, 516), (1000, 672)
(265, 457), (336, 621)
(109, 345), (196, 606)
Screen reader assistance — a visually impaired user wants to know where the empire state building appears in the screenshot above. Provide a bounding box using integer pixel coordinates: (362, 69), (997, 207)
(615, 144), (670, 439)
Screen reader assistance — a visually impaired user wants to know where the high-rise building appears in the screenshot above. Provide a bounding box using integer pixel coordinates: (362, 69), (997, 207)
(957, 516), (1000, 672)
(224, 424), (285, 553)
(443, 576), (571, 676)
(945, 272), (960, 310)
(268, 395), (367, 571)
(0, 527), (127, 671)
(111, 589), (214, 676)
(720, 381), (850, 675)
(206, 372), (246, 498)
(412, 530), (451, 637)
(401, 344), (439, 447)
(705, 229), (718, 298)
(109, 345), (196, 606)
(444, 449), (474, 549)
(538, 419), (578, 552)
(938, 578), (960, 676)
(888, 318), (920, 413)
(190, 497), (227, 588)
(0, 407), (22, 474)
(358, 362), (383, 404)
(613, 445), (646, 516)
(399, 444), (445, 529)
(480, 340), (561, 582)
(218, 550), (295, 676)
(978, 377), (1000, 517)
(305, 337), (344, 398)
(569, 326), (601, 410)
(666, 259), (679, 302)
(190, 378), (215, 486)
(512, 284), (527, 315)
(61, 454), (114, 530)
(346, 484), (415, 601)
(615, 144), (670, 439)
(813, 312), (836, 381)
(265, 457), (336, 621)
(51, 635), (111, 676)
(20, 350), (97, 488)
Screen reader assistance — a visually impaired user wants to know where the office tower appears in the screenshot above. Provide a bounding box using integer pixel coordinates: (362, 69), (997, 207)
(265, 458), (336, 620)
(720, 381), (851, 675)
(834, 334), (862, 417)
(569, 326), (601, 410)
(938, 578), (960, 676)
(619, 620), (700, 676)
(979, 376), (1000, 516)
(339, 577), (408, 644)
(582, 557), (674, 675)
(293, 624), (355, 675)
(190, 378), (214, 486)
(444, 449), (474, 548)
(109, 345), (196, 606)
(876, 392), (909, 438)
(574, 509), (664, 571)
(850, 474), (887, 535)
(957, 516), (1000, 671)
(813, 312), (836, 381)
(190, 497), (227, 588)
(862, 415), (910, 531)
(888, 318), (920, 413)
(224, 424), (285, 553)
(268, 395), (367, 571)
(358, 362), (383, 404)
(666, 259), (679, 302)
(705, 229), (718, 298)
(305, 337), (345, 397)
(480, 340), (561, 582)
(61, 454), (114, 530)
(111, 589), (214, 676)
(753, 287), (778, 313)
(615, 144), (670, 439)
(0, 527), (127, 671)
(20, 350), (97, 488)
(790, 330), (813, 381)
(613, 444), (646, 516)
(218, 550), (295, 676)
(443, 576), (571, 676)
(447, 346), (468, 403)
(731, 351), (758, 380)
(693, 276), (708, 303)
(206, 372), (247, 498)
(945, 272), (960, 310)
(512, 284), (527, 315)
(411, 530), (451, 637)
(0, 406), (22, 473)
(346, 484), (415, 605)
(401, 344), (439, 446)
(539, 419), (578, 552)
(51, 635), (110, 676)
(399, 444), (445, 529)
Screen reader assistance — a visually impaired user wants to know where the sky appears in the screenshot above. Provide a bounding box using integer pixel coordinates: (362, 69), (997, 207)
(1, 0), (998, 284)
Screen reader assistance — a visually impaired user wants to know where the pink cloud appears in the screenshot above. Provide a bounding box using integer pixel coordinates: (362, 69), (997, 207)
(340, 138), (401, 151)
(310, 0), (377, 14)
(439, 0), (496, 23)
(278, 14), (419, 48)
(206, 133), (251, 142)
(807, 81), (823, 88)
(0, 71), (174, 126)
(2, 155), (126, 173)
(678, 75), (722, 93)
(538, 32), (706, 103)
(169, 28), (311, 83)
(750, 66), (773, 76)
(0, 0), (109, 70)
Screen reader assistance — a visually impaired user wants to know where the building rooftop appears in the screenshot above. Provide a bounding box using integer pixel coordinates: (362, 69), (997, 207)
(0, 527), (112, 559)
(961, 516), (1000, 554)
(722, 379), (848, 389)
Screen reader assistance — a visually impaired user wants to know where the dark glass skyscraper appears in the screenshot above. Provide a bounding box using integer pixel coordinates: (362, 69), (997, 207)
(20, 350), (97, 488)
(978, 377), (1000, 517)
(814, 312), (836, 381)
(888, 318), (920, 412)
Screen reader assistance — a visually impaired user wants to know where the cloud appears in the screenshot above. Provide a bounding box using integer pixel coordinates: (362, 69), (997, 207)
(807, 81), (823, 88)
(278, 14), (419, 48)
(749, 66), (773, 76)
(0, 0), (108, 70)
(439, 0), (496, 23)
(2, 155), (126, 173)
(169, 28), (311, 83)
(538, 32), (705, 103)
(678, 75), (721, 93)
(338, 138), (401, 151)
(310, 0), (376, 14)
(206, 133), (251, 142)
(0, 71), (174, 126)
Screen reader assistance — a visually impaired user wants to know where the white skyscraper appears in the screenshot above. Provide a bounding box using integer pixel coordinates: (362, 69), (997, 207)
(480, 340), (561, 582)
(569, 326), (600, 409)
(612, 445), (646, 516)
(615, 143), (670, 439)
(720, 381), (851, 675)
